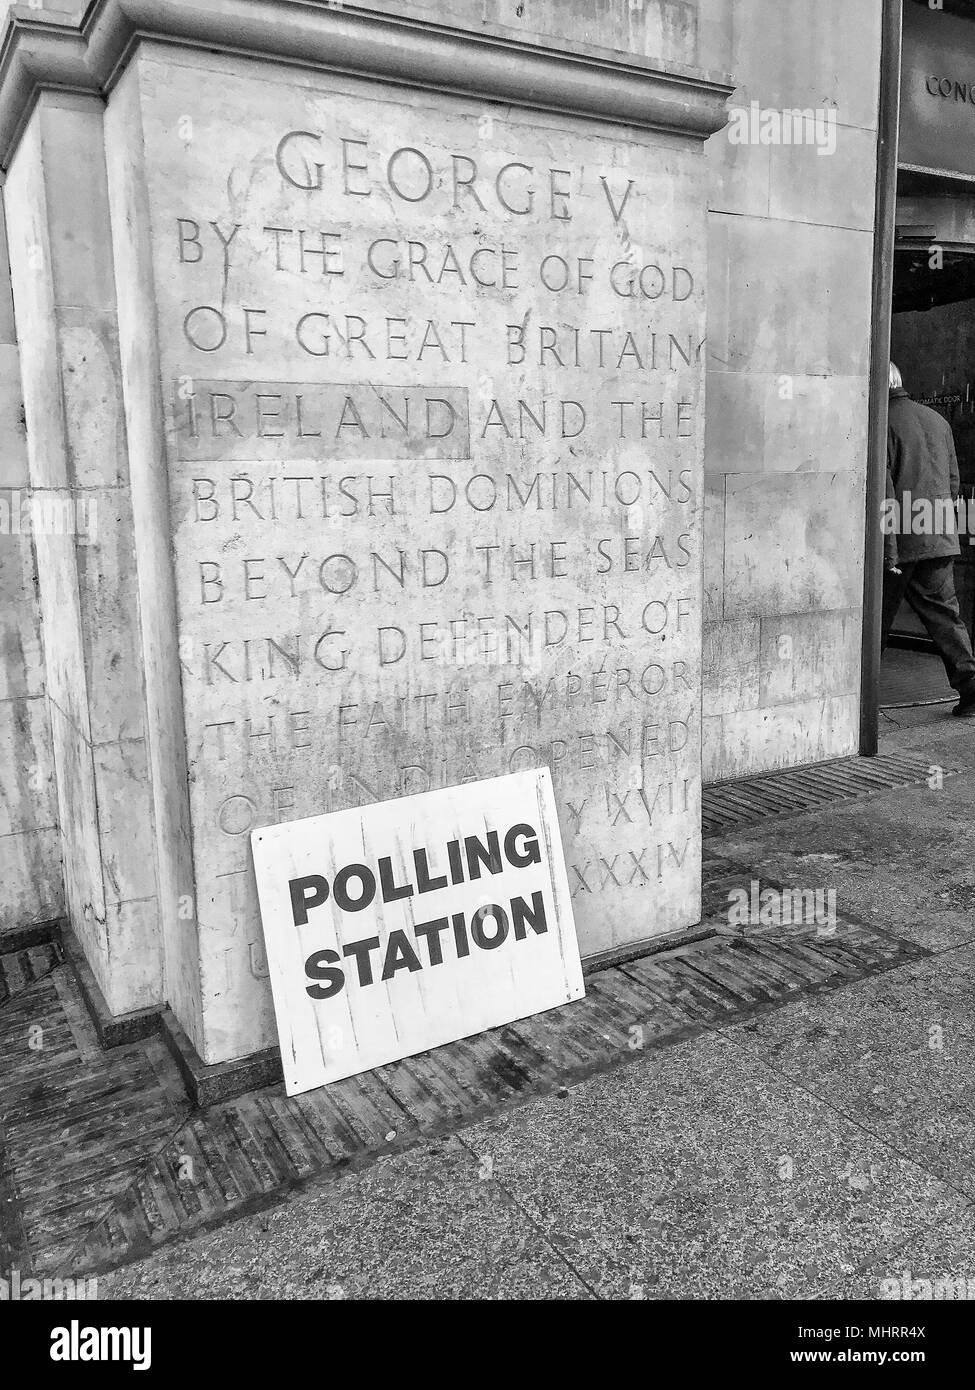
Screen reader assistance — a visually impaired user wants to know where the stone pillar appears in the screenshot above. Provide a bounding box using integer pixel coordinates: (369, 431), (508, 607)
(0, 0), (730, 1066)
(2, 86), (163, 1014)
(0, 183), (62, 930)
(0, 0), (90, 937)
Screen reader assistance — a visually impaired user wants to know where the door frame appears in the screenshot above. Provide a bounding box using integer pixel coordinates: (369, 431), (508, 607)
(860, 0), (903, 756)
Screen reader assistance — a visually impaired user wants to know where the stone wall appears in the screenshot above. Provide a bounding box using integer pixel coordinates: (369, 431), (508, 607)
(361, 0), (706, 67)
(0, 190), (62, 930)
(0, 0), (89, 936)
(3, 93), (163, 1010)
(99, 10), (721, 1060)
(0, 0), (889, 1053)
(699, 0), (882, 780)
(339, 0), (884, 785)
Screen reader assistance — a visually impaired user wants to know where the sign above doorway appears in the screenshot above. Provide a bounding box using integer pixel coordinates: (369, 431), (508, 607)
(901, 1), (975, 181)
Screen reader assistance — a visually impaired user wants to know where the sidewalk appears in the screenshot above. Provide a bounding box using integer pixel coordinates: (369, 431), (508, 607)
(3, 709), (975, 1299)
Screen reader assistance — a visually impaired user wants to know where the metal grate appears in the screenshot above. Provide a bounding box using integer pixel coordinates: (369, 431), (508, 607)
(0, 942), (61, 1006)
(702, 752), (952, 835)
(0, 968), (190, 1276)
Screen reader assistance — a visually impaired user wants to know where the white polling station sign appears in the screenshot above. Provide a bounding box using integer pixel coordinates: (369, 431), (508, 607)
(251, 768), (585, 1096)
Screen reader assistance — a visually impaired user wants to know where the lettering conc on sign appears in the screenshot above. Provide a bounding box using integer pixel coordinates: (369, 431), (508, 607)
(900, 2), (975, 180)
(251, 768), (584, 1095)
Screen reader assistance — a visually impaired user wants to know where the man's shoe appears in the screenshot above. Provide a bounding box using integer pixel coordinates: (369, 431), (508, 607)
(952, 684), (975, 718)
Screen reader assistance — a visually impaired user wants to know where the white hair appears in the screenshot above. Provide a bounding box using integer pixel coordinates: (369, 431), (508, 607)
(889, 361), (903, 391)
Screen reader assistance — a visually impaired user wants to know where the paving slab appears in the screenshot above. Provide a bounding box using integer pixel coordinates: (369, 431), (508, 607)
(457, 1031), (970, 1301)
(97, 1135), (593, 1301)
(711, 775), (975, 952)
(827, 1211), (975, 1301)
(722, 967), (975, 1198)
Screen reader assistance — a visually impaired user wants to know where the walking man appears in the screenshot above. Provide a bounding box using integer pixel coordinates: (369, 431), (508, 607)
(884, 362), (975, 717)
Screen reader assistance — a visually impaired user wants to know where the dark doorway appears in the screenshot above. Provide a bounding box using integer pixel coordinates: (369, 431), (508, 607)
(881, 191), (975, 710)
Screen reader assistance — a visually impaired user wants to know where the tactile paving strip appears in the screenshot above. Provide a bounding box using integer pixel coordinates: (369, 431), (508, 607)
(64, 908), (929, 1279)
(702, 751), (954, 835)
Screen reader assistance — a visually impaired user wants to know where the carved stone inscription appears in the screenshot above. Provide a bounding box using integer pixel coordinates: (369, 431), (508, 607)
(142, 58), (706, 1056)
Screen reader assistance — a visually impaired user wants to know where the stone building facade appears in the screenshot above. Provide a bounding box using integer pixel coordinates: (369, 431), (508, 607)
(0, 0), (890, 1069)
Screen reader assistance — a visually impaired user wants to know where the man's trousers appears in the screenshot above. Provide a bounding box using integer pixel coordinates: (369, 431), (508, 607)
(882, 556), (975, 693)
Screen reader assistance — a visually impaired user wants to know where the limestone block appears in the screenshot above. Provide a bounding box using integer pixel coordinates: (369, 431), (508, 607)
(101, 898), (163, 1015)
(705, 371), (869, 476)
(104, 67), (203, 1049)
(723, 471), (864, 619)
(705, 134), (771, 220)
(26, 524), (90, 744)
(364, 0), (702, 66)
(703, 692), (859, 783)
(703, 478), (724, 624)
(2, 122), (67, 495)
(707, 215), (873, 378)
(768, 123), (877, 231)
(0, 539), (44, 700)
(74, 487), (146, 744)
(0, 180), (62, 932)
(105, 45), (710, 1057)
(759, 609), (861, 708)
(92, 737), (158, 906)
(38, 100), (120, 316)
(4, 120), (94, 757)
(3, 91), (162, 1010)
(703, 617), (760, 716)
(46, 698), (106, 975)
(696, 0), (734, 77)
(0, 695), (57, 835)
(58, 309), (127, 490)
(196, 864), (278, 1064)
(0, 342), (27, 485)
(0, 826), (62, 929)
(728, 0), (882, 133)
(0, 198), (15, 348)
